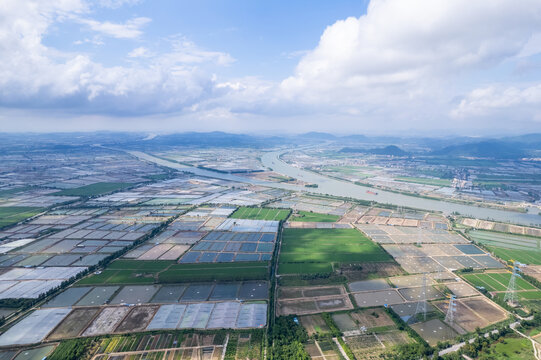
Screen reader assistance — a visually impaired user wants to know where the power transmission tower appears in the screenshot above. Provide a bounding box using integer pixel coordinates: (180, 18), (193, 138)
(445, 294), (456, 327)
(410, 273), (427, 323)
(504, 260), (523, 307)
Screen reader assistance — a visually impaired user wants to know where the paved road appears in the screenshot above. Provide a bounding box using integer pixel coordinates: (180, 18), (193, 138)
(333, 338), (351, 360)
(438, 329), (499, 357)
(440, 320), (540, 359)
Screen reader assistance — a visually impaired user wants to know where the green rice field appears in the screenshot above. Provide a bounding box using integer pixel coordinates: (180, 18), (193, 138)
(278, 262), (334, 275)
(230, 206), (290, 221)
(469, 230), (540, 250)
(486, 246), (541, 265)
(469, 230), (541, 265)
(0, 206), (42, 228)
(52, 182), (133, 196)
(289, 211), (340, 223)
(278, 228), (392, 275)
(77, 259), (269, 285)
(462, 272), (537, 292)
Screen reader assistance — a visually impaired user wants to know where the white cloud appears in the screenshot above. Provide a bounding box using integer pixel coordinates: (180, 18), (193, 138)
(128, 46), (151, 58)
(281, 0), (541, 111)
(451, 84), (541, 119)
(78, 16), (151, 39)
(164, 37), (235, 66)
(74, 36), (105, 46)
(97, 0), (141, 9)
(2, 0), (541, 134)
(0, 0), (234, 115)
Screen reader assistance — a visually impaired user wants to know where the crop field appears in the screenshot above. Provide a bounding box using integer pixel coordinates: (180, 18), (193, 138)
(299, 314), (330, 336)
(290, 211), (340, 223)
(344, 334), (385, 360)
(488, 247), (541, 265)
(462, 271), (537, 292)
(278, 262), (333, 275)
(230, 207), (290, 221)
(377, 329), (412, 347)
(350, 308), (395, 329)
(233, 332), (264, 360)
(78, 260), (269, 284)
(469, 230), (541, 265)
(98, 333), (184, 353)
(314, 338), (343, 360)
(52, 182), (133, 196)
(0, 207), (42, 228)
(469, 230), (540, 249)
(278, 228), (392, 275)
(91, 332), (229, 359)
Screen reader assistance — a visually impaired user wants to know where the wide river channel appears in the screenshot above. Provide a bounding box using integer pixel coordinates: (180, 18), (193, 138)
(131, 150), (540, 227)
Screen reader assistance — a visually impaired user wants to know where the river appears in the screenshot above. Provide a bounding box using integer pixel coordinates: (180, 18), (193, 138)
(129, 150), (540, 226)
(260, 151), (541, 226)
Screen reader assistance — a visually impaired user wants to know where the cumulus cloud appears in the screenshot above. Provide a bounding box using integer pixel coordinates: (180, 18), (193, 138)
(451, 84), (541, 120)
(78, 16), (151, 39)
(128, 46), (151, 58)
(281, 0), (541, 110)
(97, 0), (141, 9)
(0, 0), (234, 115)
(2, 0), (541, 133)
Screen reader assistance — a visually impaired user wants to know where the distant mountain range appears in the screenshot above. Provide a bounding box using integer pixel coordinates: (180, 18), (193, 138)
(0, 131), (539, 159)
(340, 145), (409, 156)
(430, 140), (527, 159)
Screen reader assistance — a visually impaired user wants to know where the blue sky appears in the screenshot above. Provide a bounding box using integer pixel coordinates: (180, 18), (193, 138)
(43, 1), (369, 79)
(1, 0), (541, 134)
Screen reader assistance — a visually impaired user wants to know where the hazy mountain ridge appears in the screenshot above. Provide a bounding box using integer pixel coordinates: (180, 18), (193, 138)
(340, 145), (409, 156)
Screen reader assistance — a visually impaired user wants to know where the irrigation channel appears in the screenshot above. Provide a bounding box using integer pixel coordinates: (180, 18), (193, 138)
(129, 150), (541, 227)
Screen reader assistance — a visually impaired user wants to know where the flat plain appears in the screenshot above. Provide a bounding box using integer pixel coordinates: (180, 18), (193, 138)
(278, 228), (392, 275)
(230, 207), (290, 221)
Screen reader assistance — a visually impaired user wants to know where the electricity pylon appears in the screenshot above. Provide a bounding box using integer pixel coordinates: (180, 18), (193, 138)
(409, 273), (428, 323)
(504, 260), (524, 307)
(445, 294), (456, 327)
